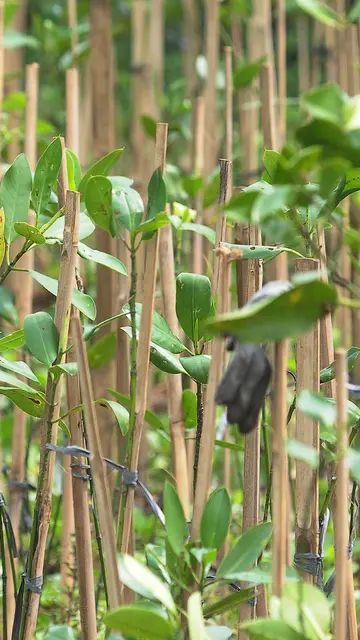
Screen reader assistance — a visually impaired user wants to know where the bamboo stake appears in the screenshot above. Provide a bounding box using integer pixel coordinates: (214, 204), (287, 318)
(149, 0), (164, 100)
(19, 190), (80, 639)
(277, 0), (286, 147)
(334, 350), (349, 640)
(311, 21), (324, 87)
(66, 67), (80, 156)
(7, 62), (38, 639)
(67, 0), (78, 59)
(159, 224), (190, 518)
(72, 316), (121, 608)
(120, 123), (168, 562)
(224, 46), (233, 163)
(260, 63), (277, 150)
(67, 362), (97, 639)
(204, 0), (220, 181)
(182, 0), (200, 99)
(294, 259), (320, 584)
(0, 0), (3, 108)
(297, 16), (311, 94)
(4, 0), (27, 161)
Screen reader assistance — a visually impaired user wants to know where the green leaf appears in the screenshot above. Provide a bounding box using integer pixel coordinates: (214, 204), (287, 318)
(0, 387), (45, 417)
(176, 273), (213, 343)
(0, 286), (18, 324)
(150, 343), (186, 375)
(43, 625), (75, 640)
(348, 0), (360, 21)
(180, 355), (211, 384)
(96, 398), (129, 436)
(0, 356), (39, 383)
(104, 606), (174, 640)
(78, 148), (124, 195)
(78, 242), (127, 275)
(24, 312), (59, 367)
(3, 29), (38, 49)
(111, 186), (144, 235)
(222, 243), (304, 260)
(0, 369), (37, 393)
(209, 280), (337, 343)
(66, 149), (82, 190)
(203, 589), (255, 619)
(44, 212), (95, 244)
(217, 522), (272, 579)
(320, 346), (360, 383)
(203, 171), (220, 209)
(188, 592), (207, 640)
(164, 481), (188, 555)
(349, 448), (360, 483)
(233, 57), (266, 89)
(0, 329), (25, 352)
(298, 390), (360, 436)
(118, 554), (176, 612)
(123, 303), (187, 353)
(141, 115), (157, 139)
(241, 619), (305, 640)
(49, 362), (78, 378)
(29, 270), (96, 320)
(147, 168), (167, 219)
(206, 626), (234, 640)
(180, 222), (216, 244)
(84, 175), (113, 234)
(302, 84), (347, 127)
(287, 438), (319, 468)
(0, 153), (32, 243)
(135, 212), (169, 237)
(279, 582), (331, 638)
(88, 332), (116, 369)
(13, 222), (45, 245)
(182, 389), (197, 429)
(109, 389), (165, 431)
(295, 0), (341, 26)
(32, 137), (62, 217)
(201, 488), (231, 551)
(335, 167), (360, 204)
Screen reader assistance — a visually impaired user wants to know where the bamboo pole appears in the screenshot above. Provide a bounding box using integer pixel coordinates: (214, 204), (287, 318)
(334, 350), (349, 640)
(90, 0), (118, 463)
(72, 316), (121, 608)
(20, 190), (80, 639)
(149, 0), (164, 100)
(68, 0), (78, 59)
(66, 67), (80, 156)
(204, 0), (220, 181)
(120, 123), (168, 562)
(294, 259), (320, 584)
(224, 46), (233, 164)
(4, 0), (27, 161)
(0, 0), (3, 108)
(159, 224), (190, 518)
(277, 0), (286, 148)
(182, 0), (200, 99)
(297, 16), (311, 95)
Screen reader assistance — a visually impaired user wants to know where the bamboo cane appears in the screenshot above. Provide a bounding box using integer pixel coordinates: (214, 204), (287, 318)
(67, 0), (78, 59)
(204, 0), (220, 181)
(120, 123), (168, 563)
(334, 350), (349, 639)
(294, 259), (320, 584)
(19, 190), (80, 639)
(0, 0), (3, 108)
(159, 224), (190, 518)
(297, 16), (311, 94)
(277, 0), (286, 148)
(182, 0), (200, 99)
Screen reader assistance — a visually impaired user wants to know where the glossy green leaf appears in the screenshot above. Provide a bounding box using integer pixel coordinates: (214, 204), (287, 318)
(0, 387), (45, 417)
(111, 186), (144, 234)
(176, 273), (213, 343)
(88, 332), (116, 369)
(104, 606), (174, 640)
(0, 369), (37, 393)
(296, 118), (360, 165)
(241, 619), (304, 640)
(203, 589), (255, 619)
(234, 57), (266, 89)
(222, 243), (304, 260)
(49, 362), (78, 378)
(0, 356), (39, 383)
(135, 212), (169, 237)
(180, 222), (216, 244)
(180, 355), (211, 384)
(78, 242), (127, 275)
(298, 390), (360, 435)
(320, 346), (360, 382)
(31, 137), (62, 217)
(123, 303), (187, 353)
(66, 149), (81, 190)
(147, 168), (167, 219)
(84, 175), (113, 234)
(78, 148), (124, 195)
(287, 438), (319, 468)
(296, 0), (341, 26)
(188, 592), (207, 640)
(96, 398), (129, 436)
(44, 212), (95, 244)
(279, 582), (331, 638)
(13, 222), (46, 245)
(150, 343), (186, 375)
(182, 389), (197, 429)
(0, 329), (25, 352)
(164, 481), (188, 555)
(209, 280), (337, 343)
(118, 554), (176, 612)
(29, 270), (96, 320)
(0, 153), (32, 243)
(201, 488), (231, 551)
(217, 522), (272, 579)
(24, 312), (59, 367)
(109, 389), (164, 431)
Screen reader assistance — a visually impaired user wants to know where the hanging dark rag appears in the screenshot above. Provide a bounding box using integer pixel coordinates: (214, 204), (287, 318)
(215, 280), (292, 434)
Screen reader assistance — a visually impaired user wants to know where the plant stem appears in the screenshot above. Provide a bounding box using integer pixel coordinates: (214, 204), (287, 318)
(117, 238), (138, 548)
(0, 241), (29, 286)
(193, 381), (204, 497)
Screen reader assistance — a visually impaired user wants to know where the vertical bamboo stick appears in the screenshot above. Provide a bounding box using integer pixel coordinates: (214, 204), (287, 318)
(277, 0), (286, 148)
(20, 190), (80, 639)
(68, 0), (78, 59)
(72, 316), (121, 608)
(334, 350), (349, 640)
(4, 0), (27, 161)
(311, 21), (324, 87)
(294, 259), (320, 584)
(204, 0), (220, 181)
(149, 0), (164, 100)
(120, 124), (168, 562)
(0, 0), (3, 108)
(224, 46), (233, 163)
(159, 224), (190, 518)
(182, 0), (200, 99)
(297, 16), (310, 94)
(66, 67), (80, 156)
